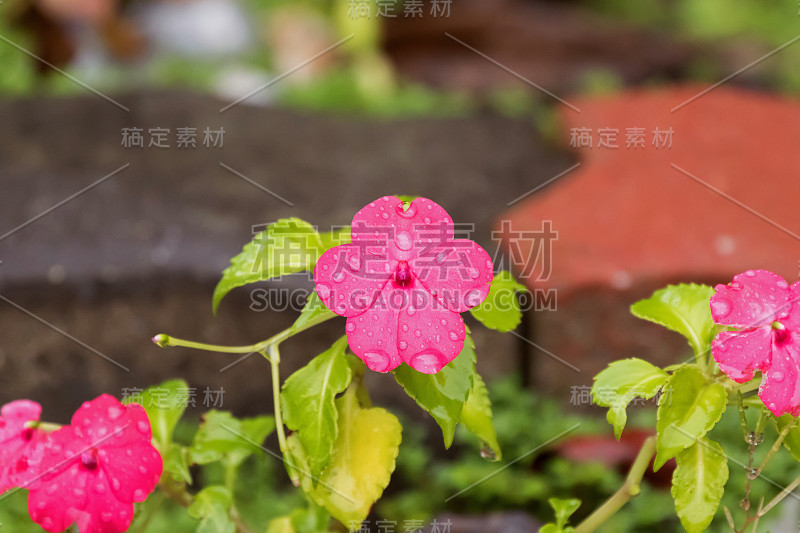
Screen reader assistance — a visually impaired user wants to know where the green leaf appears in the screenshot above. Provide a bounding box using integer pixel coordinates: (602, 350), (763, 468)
(393, 334), (476, 448)
(630, 283), (716, 356)
(551, 497), (581, 529)
(190, 410), (275, 468)
(539, 498), (580, 532)
(592, 358), (669, 439)
(266, 503), (331, 533)
(188, 486), (235, 533)
(281, 336), (352, 479)
(671, 438), (728, 533)
(776, 415), (800, 461)
(213, 218), (325, 312)
(290, 290), (337, 336)
(163, 445), (192, 484)
(470, 271), (527, 332)
(655, 366), (727, 470)
(459, 373), (502, 461)
(134, 379), (190, 454)
(289, 388), (402, 525)
(317, 226), (351, 252)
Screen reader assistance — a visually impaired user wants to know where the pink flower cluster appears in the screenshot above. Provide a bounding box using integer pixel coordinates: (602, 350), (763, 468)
(711, 269), (800, 417)
(0, 395), (163, 533)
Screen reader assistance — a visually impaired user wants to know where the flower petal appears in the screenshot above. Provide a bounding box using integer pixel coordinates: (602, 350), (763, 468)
(711, 270), (792, 328)
(345, 281), (404, 373)
(28, 432), (89, 533)
(711, 328), (772, 383)
(398, 300), (466, 374)
(314, 243), (393, 317)
(99, 404), (162, 503)
(0, 400), (42, 431)
(351, 196), (455, 262)
(411, 239), (493, 313)
(759, 341), (800, 417)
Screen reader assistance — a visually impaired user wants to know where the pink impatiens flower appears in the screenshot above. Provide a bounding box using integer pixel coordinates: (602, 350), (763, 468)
(0, 400), (47, 493)
(27, 394), (162, 533)
(710, 269), (800, 416)
(314, 196), (493, 374)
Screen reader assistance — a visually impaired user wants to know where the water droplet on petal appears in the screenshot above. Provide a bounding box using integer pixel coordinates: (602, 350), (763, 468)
(349, 255), (361, 270)
(332, 272), (345, 283)
(395, 231), (413, 251)
(407, 306), (416, 316)
(346, 323), (356, 332)
(107, 406), (123, 420)
(111, 478), (121, 492)
(133, 489), (146, 501)
(468, 267), (480, 279)
(363, 351), (391, 372)
(414, 329), (422, 337)
(423, 217), (431, 224)
(136, 421), (150, 434)
(335, 303), (347, 314)
(449, 331), (459, 341)
(381, 212), (389, 220)
(317, 283), (331, 300)
(745, 270), (756, 277)
(399, 341), (408, 350)
(440, 319), (447, 325)
(772, 371), (785, 382)
(465, 288), (485, 307)
(435, 250), (448, 265)
(401, 324), (409, 332)
(777, 279), (789, 289)
(410, 350), (445, 374)
(710, 298), (732, 318)
(396, 203), (417, 218)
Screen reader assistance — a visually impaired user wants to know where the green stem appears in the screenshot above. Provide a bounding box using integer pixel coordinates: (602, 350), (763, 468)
(737, 391), (749, 443)
(756, 418), (797, 475)
(575, 436), (656, 533)
(153, 310), (336, 355)
(267, 344), (300, 486)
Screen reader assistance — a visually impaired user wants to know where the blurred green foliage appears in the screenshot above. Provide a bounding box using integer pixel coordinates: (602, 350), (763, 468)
(587, 0), (800, 92)
(379, 376), (800, 532)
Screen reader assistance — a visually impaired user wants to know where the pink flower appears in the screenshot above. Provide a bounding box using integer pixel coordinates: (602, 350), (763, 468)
(27, 395), (162, 533)
(0, 400), (47, 493)
(314, 196), (493, 374)
(710, 269), (800, 416)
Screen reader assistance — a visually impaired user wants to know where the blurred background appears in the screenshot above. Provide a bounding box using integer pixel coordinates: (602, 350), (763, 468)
(2, 0), (800, 531)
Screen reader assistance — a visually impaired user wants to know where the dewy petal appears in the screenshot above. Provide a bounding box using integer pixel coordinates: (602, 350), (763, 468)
(759, 341), (800, 417)
(411, 239), (493, 313)
(0, 400), (42, 429)
(711, 328), (772, 383)
(99, 404), (162, 503)
(315, 243), (393, 317)
(0, 400), (44, 492)
(28, 461), (90, 533)
(350, 196), (454, 263)
(346, 281), (404, 373)
(711, 270), (792, 328)
(398, 298), (466, 374)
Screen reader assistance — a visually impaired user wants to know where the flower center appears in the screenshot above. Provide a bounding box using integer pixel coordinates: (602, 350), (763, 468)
(393, 261), (412, 288)
(773, 321), (790, 344)
(81, 448), (99, 470)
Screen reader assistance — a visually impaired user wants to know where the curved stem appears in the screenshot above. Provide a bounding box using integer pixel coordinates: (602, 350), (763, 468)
(575, 436), (656, 533)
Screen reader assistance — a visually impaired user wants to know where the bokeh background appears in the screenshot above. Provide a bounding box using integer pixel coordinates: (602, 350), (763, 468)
(2, 0), (800, 531)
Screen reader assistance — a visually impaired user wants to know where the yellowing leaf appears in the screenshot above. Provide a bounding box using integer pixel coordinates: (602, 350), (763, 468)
(671, 438), (728, 533)
(290, 388), (402, 525)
